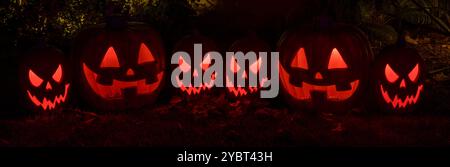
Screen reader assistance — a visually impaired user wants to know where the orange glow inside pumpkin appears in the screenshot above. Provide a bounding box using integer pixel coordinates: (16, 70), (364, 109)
(27, 64), (69, 111)
(45, 82), (52, 90)
(380, 84), (423, 109)
(83, 63), (163, 99)
(226, 57), (264, 97)
(27, 84), (70, 111)
(52, 65), (63, 83)
(327, 48), (348, 69)
(138, 43), (155, 64)
(408, 64), (419, 82)
(201, 54), (211, 70)
(230, 56), (241, 73)
(250, 57), (262, 74)
(29, 69), (43, 87)
(385, 64), (399, 83)
(178, 56), (191, 73)
(176, 77), (215, 95)
(280, 48), (359, 101)
(314, 72), (323, 80)
(280, 64), (359, 100)
(100, 47), (120, 68)
(291, 48), (308, 69)
(381, 63), (423, 109)
(83, 43), (162, 99)
(126, 68), (135, 76)
(176, 54), (216, 95)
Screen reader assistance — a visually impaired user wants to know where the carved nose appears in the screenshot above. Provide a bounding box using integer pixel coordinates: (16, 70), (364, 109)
(126, 68), (135, 76)
(400, 79), (406, 88)
(45, 82), (52, 90)
(193, 69), (199, 77)
(242, 72), (247, 79)
(315, 72), (323, 80)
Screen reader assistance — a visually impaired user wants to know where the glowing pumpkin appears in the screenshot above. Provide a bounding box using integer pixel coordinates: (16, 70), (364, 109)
(73, 22), (165, 111)
(172, 33), (219, 96)
(278, 24), (373, 112)
(227, 34), (270, 98)
(371, 47), (425, 112)
(19, 45), (71, 112)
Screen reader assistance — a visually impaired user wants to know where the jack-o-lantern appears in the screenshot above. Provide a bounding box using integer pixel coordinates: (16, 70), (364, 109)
(278, 24), (373, 112)
(172, 33), (219, 96)
(227, 34), (270, 98)
(73, 22), (165, 111)
(19, 45), (71, 112)
(371, 47), (425, 112)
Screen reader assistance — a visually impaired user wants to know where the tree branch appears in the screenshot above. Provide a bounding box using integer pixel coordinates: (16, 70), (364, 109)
(411, 0), (450, 35)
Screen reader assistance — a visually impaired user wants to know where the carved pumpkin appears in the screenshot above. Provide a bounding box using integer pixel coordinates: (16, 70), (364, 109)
(227, 34), (270, 98)
(371, 47), (425, 112)
(278, 24), (373, 112)
(172, 33), (219, 96)
(73, 22), (165, 111)
(19, 45), (71, 112)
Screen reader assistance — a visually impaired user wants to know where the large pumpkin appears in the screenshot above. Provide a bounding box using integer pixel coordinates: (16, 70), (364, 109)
(278, 23), (373, 112)
(19, 45), (71, 112)
(73, 22), (165, 111)
(371, 46), (425, 112)
(172, 33), (219, 97)
(227, 34), (271, 98)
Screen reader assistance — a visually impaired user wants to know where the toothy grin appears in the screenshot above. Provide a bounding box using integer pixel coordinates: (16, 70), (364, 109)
(83, 63), (163, 99)
(27, 84), (70, 111)
(279, 65), (359, 101)
(175, 77), (215, 95)
(225, 76), (267, 97)
(380, 84), (423, 109)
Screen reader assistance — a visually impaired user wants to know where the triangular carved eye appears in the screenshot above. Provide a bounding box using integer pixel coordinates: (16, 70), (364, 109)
(328, 48), (348, 69)
(52, 64), (63, 83)
(250, 57), (262, 74)
(408, 63), (419, 82)
(291, 48), (308, 69)
(178, 55), (191, 73)
(385, 64), (399, 83)
(138, 43), (155, 64)
(100, 47), (120, 68)
(29, 69), (43, 87)
(201, 54), (211, 70)
(230, 56), (241, 73)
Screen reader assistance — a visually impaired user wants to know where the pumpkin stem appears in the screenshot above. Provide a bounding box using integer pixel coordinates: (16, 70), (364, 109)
(312, 15), (335, 29)
(104, 0), (128, 29)
(105, 16), (128, 30)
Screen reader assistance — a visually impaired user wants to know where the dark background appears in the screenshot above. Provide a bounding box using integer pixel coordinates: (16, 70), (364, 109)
(0, 0), (449, 149)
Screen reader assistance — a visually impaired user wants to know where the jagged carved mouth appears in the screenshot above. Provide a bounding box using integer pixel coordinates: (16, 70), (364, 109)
(175, 77), (215, 95)
(279, 65), (359, 101)
(380, 84), (423, 109)
(225, 76), (268, 97)
(27, 84), (70, 111)
(83, 63), (163, 99)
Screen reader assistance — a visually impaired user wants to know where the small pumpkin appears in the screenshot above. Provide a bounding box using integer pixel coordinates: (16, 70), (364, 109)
(371, 46), (425, 112)
(19, 45), (71, 112)
(172, 33), (220, 96)
(73, 21), (165, 111)
(227, 34), (271, 98)
(278, 23), (373, 112)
